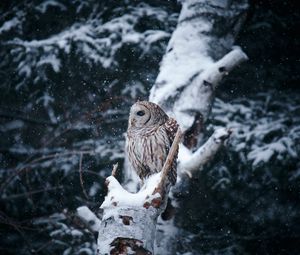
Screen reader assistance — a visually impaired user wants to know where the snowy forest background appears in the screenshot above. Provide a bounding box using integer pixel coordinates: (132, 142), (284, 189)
(0, 0), (299, 254)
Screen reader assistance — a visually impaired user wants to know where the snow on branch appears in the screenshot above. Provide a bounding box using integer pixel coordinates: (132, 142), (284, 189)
(98, 170), (161, 254)
(201, 47), (248, 92)
(178, 128), (232, 176)
(76, 206), (101, 234)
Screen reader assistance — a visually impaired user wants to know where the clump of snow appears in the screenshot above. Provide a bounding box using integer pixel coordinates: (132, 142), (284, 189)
(77, 206), (101, 232)
(177, 143), (193, 164)
(0, 17), (20, 34)
(213, 127), (231, 142)
(36, 0), (67, 13)
(37, 55), (61, 72)
(101, 173), (162, 215)
(0, 120), (24, 132)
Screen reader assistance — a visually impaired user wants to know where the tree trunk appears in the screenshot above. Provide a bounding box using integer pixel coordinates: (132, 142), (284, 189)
(96, 1), (249, 254)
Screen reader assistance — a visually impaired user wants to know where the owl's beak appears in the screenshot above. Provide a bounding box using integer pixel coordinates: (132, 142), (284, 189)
(130, 118), (136, 126)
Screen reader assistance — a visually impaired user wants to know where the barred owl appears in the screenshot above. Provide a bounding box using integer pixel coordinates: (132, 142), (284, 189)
(126, 101), (179, 185)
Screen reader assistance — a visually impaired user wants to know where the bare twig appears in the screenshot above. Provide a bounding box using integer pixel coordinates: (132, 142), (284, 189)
(0, 211), (36, 254)
(0, 149), (96, 194)
(0, 111), (58, 126)
(1, 186), (63, 200)
(79, 153), (89, 200)
(154, 129), (182, 197)
(111, 163), (118, 177)
(35, 240), (53, 253)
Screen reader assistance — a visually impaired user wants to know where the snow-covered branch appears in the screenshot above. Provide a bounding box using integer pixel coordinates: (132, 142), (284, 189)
(178, 128), (232, 176)
(2, 3), (175, 89)
(150, 0), (248, 132)
(97, 129), (181, 254)
(76, 206), (101, 234)
(201, 47), (248, 92)
(149, 0), (248, 181)
(98, 172), (162, 254)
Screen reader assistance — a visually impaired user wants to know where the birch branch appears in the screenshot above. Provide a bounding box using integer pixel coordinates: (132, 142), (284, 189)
(178, 128), (232, 176)
(78, 153), (89, 200)
(149, 0), (248, 181)
(97, 130), (182, 254)
(148, 2), (248, 252)
(201, 47), (248, 90)
(154, 129), (182, 198)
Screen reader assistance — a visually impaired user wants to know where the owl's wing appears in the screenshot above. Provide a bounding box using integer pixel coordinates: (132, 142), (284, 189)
(164, 117), (179, 185)
(126, 132), (151, 183)
(164, 118), (179, 141)
(139, 127), (170, 178)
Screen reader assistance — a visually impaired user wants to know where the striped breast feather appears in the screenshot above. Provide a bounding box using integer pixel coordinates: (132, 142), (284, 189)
(141, 127), (170, 175)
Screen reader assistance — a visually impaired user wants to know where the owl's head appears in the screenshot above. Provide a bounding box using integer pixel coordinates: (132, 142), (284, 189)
(128, 101), (168, 128)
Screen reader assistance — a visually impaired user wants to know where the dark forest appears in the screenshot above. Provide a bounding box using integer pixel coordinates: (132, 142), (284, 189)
(0, 0), (299, 254)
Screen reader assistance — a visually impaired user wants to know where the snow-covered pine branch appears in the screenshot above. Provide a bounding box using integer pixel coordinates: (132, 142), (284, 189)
(0, 2), (177, 124)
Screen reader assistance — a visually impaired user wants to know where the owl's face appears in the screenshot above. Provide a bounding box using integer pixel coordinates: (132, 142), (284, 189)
(128, 101), (168, 128)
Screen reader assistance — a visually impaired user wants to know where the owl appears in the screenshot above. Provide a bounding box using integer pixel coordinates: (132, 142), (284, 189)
(126, 101), (179, 185)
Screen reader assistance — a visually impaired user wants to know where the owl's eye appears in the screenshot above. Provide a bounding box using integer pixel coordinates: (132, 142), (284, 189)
(136, 110), (145, 116)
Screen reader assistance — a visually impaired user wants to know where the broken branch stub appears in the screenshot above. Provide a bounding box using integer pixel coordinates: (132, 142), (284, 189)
(153, 129), (182, 200)
(178, 128), (233, 177)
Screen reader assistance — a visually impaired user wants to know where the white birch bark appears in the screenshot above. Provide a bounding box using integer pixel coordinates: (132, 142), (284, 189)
(97, 131), (182, 254)
(150, 0), (248, 176)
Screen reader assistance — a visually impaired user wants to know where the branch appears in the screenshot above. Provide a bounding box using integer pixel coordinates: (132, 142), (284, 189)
(178, 128), (232, 176)
(111, 163), (118, 177)
(97, 130), (182, 254)
(149, 0), (248, 136)
(0, 111), (58, 126)
(98, 172), (161, 254)
(154, 129), (182, 198)
(201, 47), (249, 91)
(76, 206), (101, 234)
(1, 186), (63, 200)
(78, 153), (89, 200)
